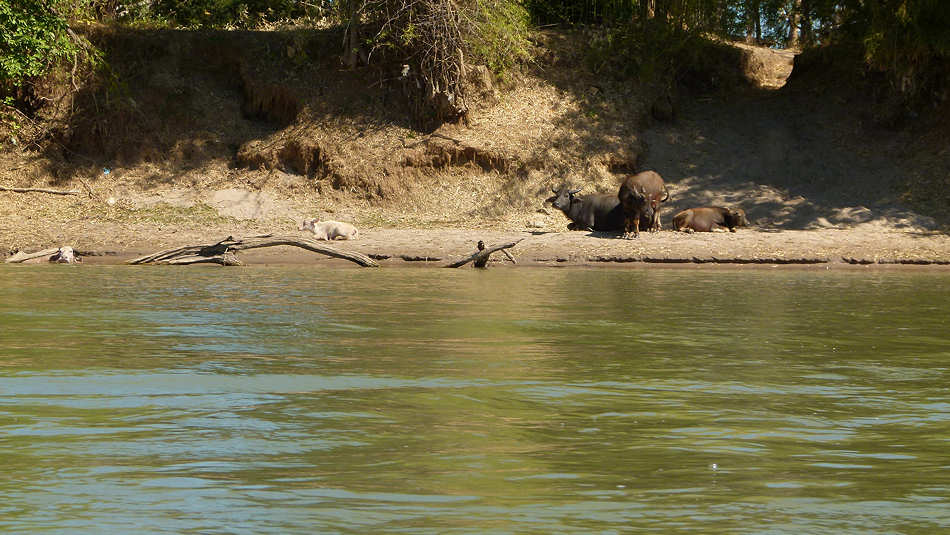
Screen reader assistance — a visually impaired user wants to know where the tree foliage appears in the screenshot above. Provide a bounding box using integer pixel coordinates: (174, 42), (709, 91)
(2, 0), (947, 128)
(863, 0), (950, 99)
(145, 0), (324, 28)
(1, 0), (102, 148)
(0, 1), (84, 98)
(530, 0), (948, 105)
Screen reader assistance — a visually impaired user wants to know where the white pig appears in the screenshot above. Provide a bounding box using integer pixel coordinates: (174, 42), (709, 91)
(299, 219), (359, 240)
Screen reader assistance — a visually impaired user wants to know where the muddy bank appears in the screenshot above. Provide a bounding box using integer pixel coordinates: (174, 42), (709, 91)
(15, 227), (950, 268)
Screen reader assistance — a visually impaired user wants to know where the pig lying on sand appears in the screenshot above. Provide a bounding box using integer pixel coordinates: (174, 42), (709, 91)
(299, 219), (359, 240)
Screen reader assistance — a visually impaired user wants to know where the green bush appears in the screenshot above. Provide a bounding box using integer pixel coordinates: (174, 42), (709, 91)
(864, 0), (950, 100)
(0, 1), (80, 94)
(149, 0), (325, 29)
(585, 18), (751, 94)
(523, 0), (636, 26)
(466, 0), (533, 75)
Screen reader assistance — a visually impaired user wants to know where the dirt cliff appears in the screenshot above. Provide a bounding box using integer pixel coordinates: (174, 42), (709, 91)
(1, 28), (948, 264)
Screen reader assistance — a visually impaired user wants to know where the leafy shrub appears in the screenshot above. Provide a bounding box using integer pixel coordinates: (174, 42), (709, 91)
(523, 0), (636, 26)
(148, 0), (325, 29)
(586, 20), (741, 92)
(1, 0), (103, 149)
(863, 0), (950, 102)
(466, 0), (533, 75)
(0, 1), (80, 95)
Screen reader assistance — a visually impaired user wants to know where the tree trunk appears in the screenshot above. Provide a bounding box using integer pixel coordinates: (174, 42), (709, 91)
(753, 0), (762, 44)
(745, 0), (755, 42)
(800, 0), (812, 46)
(788, 0), (801, 48)
(342, 0), (362, 69)
(717, 1), (729, 36)
(745, 0), (761, 44)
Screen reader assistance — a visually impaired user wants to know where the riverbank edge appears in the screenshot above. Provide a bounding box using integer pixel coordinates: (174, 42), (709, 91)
(7, 228), (950, 269)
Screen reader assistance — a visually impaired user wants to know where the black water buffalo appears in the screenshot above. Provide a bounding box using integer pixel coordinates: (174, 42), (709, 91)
(617, 170), (670, 238)
(546, 185), (626, 232)
(672, 206), (748, 232)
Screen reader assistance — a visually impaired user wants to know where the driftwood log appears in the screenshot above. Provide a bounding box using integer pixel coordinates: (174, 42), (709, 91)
(0, 185), (79, 196)
(6, 246), (82, 264)
(127, 234), (379, 267)
(444, 239), (523, 268)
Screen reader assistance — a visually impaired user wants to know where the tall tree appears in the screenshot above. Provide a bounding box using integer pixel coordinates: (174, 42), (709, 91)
(745, 0), (762, 43)
(788, 0), (801, 47)
(799, 0), (812, 45)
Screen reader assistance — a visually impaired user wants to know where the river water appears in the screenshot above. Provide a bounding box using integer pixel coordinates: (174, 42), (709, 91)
(0, 265), (948, 533)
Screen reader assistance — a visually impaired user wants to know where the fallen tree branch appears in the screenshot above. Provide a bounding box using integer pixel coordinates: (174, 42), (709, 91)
(127, 234), (379, 267)
(165, 252), (244, 266)
(6, 246), (81, 264)
(5, 248), (60, 263)
(444, 239), (524, 268)
(0, 185), (80, 196)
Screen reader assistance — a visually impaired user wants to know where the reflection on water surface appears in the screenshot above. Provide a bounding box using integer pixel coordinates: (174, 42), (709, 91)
(1, 266), (948, 533)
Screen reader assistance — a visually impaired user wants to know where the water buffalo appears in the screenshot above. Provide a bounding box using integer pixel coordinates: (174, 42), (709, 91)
(672, 206), (748, 232)
(617, 170), (669, 238)
(546, 185), (626, 232)
(299, 219), (360, 240)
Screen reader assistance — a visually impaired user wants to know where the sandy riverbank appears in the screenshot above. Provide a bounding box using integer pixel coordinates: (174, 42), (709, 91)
(22, 226), (950, 268)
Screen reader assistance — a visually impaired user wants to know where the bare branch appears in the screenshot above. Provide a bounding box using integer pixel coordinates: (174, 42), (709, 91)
(444, 239), (524, 268)
(0, 185), (80, 196)
(128, 235), (379, 267)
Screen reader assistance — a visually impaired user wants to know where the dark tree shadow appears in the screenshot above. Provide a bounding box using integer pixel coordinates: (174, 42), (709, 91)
(641, 88), (939, 231)
(520, 29), (941, 232)
(44, 27), (414, 188)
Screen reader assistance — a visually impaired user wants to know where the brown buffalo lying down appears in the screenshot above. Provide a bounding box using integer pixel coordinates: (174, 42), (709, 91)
(672, 206), (747, 232)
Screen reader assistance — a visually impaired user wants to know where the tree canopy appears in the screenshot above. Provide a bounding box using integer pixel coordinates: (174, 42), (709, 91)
(1, 0), (947, 120)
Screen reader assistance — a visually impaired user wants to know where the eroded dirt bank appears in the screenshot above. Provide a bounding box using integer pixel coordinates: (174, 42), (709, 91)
(61, 227), (950, 268)
(2, 29), (948, 266)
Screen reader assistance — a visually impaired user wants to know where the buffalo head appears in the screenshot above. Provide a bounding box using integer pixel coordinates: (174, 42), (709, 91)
(729, 208), (748, 228)
(546, 185), (583, 213)
(619, 185), (654, 219)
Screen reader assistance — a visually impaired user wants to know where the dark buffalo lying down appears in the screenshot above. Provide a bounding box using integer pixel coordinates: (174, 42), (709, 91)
(672, 206), (748, 232)
(617, 170), (669, 238)
(547, 186), (626, 232)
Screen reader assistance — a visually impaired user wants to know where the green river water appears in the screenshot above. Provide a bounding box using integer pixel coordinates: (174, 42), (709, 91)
(0, 265), (948, 534)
